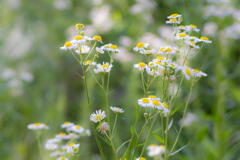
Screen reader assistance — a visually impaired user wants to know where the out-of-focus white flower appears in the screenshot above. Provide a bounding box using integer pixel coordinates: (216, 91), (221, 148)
(134, 62), (147, 71)
(57, 156), (69, 160)
(85, 129), (91, 136)
(185, 24), (200, 32)
(27, 123), (49, 130)
(45, 142), (58, 150)
(83, 60), (96, 66)
(90, 110), (106, 123)
(166, 18), (181, 24)
(68, 125), (85, 134)
(199, 36), (212, 43)
(110, 106), (124, 113)
(61, 122), (74, 129)
(136, 157), (146, 160)
(138, 98), (151, 108)
(179, 113), (198, 127)
(50, 151), (65, 157)
(119, 36), (132, 47)
(55, 133), (70, 140)
(147, 144), (166, 157)
(63, 143), (80, 153)
(180, 66), (207, 80)
(93, 62), (113, 74)
(60, 41), (75, 50)
(102, 43), (120, 53)
(158, 47), (177, 55)
(68, 133), (80, 139)
(175, 33), (188, 40)
(20, 71), (33, 82)
(53, 0), (72, 10)
(203, 22), (218, 37)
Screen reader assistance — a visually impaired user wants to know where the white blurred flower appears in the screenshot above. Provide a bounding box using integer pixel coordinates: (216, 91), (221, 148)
(53, 0), (71, 10)
(147, 144), (166, 157)
(61, 122), (74, 129)
(110, 106), (124, 113)
(179, 113), (198, 127)
(68, 125), (85, 134)
(27, 123), (48, 130)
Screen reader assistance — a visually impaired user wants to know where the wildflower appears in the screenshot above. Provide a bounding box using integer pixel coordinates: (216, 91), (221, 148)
(68, 125), (84, 133)
(146, 67), (163, 77)
(94, 62), (113, 73)
(83, 60), (96, 66)
(75, 23), (85, 30)
(167, 13), (182, 19)
(46, 138), (61, 144)
(185, 24), (200, 32)
(90, 110), (106, 123)
(134, 62), (147, 71)
(64, 143), (80, 153)
(158, 47), (176, 55)
(61, 122), (74, 129)
(57, 156), (69, 160)
(138, 98), (151, 107)
(96, 46), (105, 54)
(45, 142), (58, 150)
(133, 42), (149, 51)
(199, 36), (212, 43)
(175, 33), (188, 40)
(93, 35), (103, 42)
(75, 45), (90, 54)
(180, 66), (193, 80)
(72, 35), (86, 44)
(192, 69), (207, 78)
(97, 122), (110, 134)
(151, 99), (162, 109)
(147, 144), (166, 157)
(188, 42), (200, 49)
(161, 103), (170, 116)
(110, 106), (124, 113)
(27, 123), (49, 130)
(103, 43), (120, 53)
(55, 133), (70, 140)
(68, 133), (80, 139)
(166, 18), (181, 24)
(148, 95), (160, 100)
(85, 129), (91, 136)
(60, 41), (75, 50)
(136, 157), (146, 160)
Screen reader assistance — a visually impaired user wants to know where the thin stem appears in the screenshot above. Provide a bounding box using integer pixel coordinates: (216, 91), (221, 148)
(106, 132), (118, 160)
(36, 133), (42, 160)
(112, 114), (118, 136)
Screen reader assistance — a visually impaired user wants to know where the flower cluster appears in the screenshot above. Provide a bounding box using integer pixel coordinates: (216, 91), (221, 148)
(27, 122), (49, 130)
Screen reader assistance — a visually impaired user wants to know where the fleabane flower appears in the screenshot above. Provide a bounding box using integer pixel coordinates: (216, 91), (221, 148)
(63, 143), (80, 153)
(61, 122), (74, 129)
(75, 45), (90, 54)
(92, 35), (103, 43)
(175, 33), (188, 40)
(185, 24), (200, 32)
(167, 13), (182, 19)
(97, 122), (110, 134)
(161, 103), (170, 116)
(68, 133), (80, 139)
(136, 157), (146, 160)
(50, 151), (65, 157)
(133, 42), (149, 53)
(158, 47), (177, 55)
(72, 35), (86, 44)
(68, 125), (85, 133)
(45, 142), (58, 150)
(138, 98), (151, 107)
(27, 123), (49, 130)
(60, 41), (75, 50)
(192, 69), (207, 78)
(199, 36), (212, 43)
(57, 156), (69, 160)
(75, 23), (85, 30)
(55, 133), (70, 140)
(83, 60), (96, 66)
(166, 18), (181, 24)
(110, 106), (124, 113)
(102, 43), (120, 53)
(94, 62), (113, 74)
(90, 110), (106, 123)
(147, 144), (166, 157)
(134, 62), (147, 71)
(180, 66), (207, 80)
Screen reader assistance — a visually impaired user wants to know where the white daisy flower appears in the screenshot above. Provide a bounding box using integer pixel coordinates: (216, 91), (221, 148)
(46, 138), (61, 144)
(75, 45), (90, 54)
(57, 156), (69, 160)
(68, 125), (84, 134)
(60, 41), (75, 50)
(150, 99), (162, 109)
(61, 122), (74, 129)
(63, 143), (80, 153)
(175, 33), (188, 40)
(55, 133), (70, 140)
(161, 103), (170, 116)
(102, 43), (120, 53)
(97, 122), (110, 134)
(27, 123), (49, 130)
(158, 47), (177, 55)
(146, 67), (163, 77)
(138, 98), (152, 107)
(192, 69), (207, 78)
(68, 133), (80, 139)
(72, 35), (86, 44)
(147, 144), (166, 157)
(199, 36), (212, 43)
(134, 62), (147, 71)
(83, 60), (96, 66)
(90, 110), (106, 123)
(45, 142), (58, 150)
(167, 13), (182, 19)
(93, 62), (113, 74)
(96, 46), (105, 54)
(166, 18), (181, 24)
(185, 24), (200, 32)
(85, 129), (91, 136)
(110, 106), (124, 113)
(92, 35), (103, 43)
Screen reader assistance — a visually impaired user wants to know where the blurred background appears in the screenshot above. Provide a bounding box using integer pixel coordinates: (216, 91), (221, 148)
(0, 0), (240, 159)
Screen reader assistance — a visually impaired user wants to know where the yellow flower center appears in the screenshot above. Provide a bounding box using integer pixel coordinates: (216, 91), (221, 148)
(93, 35), (102, 42)
(138, 62), (146, 68)
(68, 143), (75, 147)
(75, 23), (84, 30)
(179, 33), (187, 37)
(156, 56), (165, 61)
(163, 103), (169, 108)
(152, 100), (160, 106)
(63, 122), (71, 125)
(110, 44), (118, 49)
(148, 62), (154, 67)
(34, 123), (41, 127)
(159, 48), (165, 51)
(84, 60), (92, 65)
(60, 157), (66, 160)
(142, 98), (150, 104)
(165, 48), (173, 52)
(64, 41), (72, 47)
(193, 69), (200, 73)
(136, 42), (145, 48)
(170, 13), (179, 17)
(59, 133), (66, 136)
(95, 114), (103, 121)
(155, 61), (163, 65)
(74, 36), (83, 40)
(189, 24), (197, 28)
(75, 125), (82, 129)
(169, 18), (177, 22)
(200, 36), (209, 40)
(185, 68), (192, 76)
(102, 64), (109, 68)
(148, 95), (156, 98)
